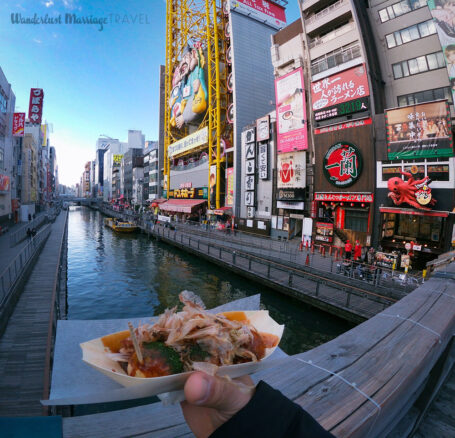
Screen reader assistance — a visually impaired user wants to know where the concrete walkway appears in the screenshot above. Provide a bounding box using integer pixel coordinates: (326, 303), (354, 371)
(0, 211), (67, 416)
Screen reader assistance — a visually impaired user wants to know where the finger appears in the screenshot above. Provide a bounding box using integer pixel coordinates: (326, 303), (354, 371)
(184, 372), (254, 414)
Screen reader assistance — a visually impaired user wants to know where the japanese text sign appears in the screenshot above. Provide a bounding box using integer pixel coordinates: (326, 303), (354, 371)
(311, 64), (369, 120)
(277, 151), (306, 189)
(385, 100), (452, 159)
(12, 113), (25, 136)
(323, 142), (363, 188)
(28, 88), (44, 125)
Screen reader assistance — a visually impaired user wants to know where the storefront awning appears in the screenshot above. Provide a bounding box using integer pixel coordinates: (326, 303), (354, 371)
(379, 207), (449, 218)
(214, 207), (232, 216)
(159, 199), (206, 213)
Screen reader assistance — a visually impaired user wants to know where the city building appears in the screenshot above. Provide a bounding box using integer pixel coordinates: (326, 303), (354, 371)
(0, 66), (15, 226)
(367, 0), (455, 266)
(163, 0), (288, 221)
(122, 148), (143, 202)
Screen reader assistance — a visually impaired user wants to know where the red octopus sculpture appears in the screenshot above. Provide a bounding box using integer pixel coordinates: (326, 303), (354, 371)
(387, 170), (437, 211)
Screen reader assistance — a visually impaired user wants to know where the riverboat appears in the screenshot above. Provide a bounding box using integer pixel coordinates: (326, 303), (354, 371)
(104, 217), (138, 233)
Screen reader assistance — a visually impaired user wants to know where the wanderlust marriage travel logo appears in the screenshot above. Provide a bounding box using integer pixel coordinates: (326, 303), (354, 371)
(11, 12), (154, 31)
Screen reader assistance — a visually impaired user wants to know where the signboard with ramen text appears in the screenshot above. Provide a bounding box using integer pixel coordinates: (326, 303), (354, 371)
(275, 68), (308, 153)
(311, 64), (370, 122)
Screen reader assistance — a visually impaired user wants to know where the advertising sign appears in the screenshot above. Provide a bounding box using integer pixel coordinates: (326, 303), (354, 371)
(167, 187), (208, 199)
(226, 167), (234, 206)
(169, 43), (208, 129)
(256, 115), (270, 142)
(323, 142), (363, 188)
(315, 222), (333, 243)
(0, 174), (10, 193)
(245, 142), (255, 160)
(209, 164), (217, 209)
(12, 113), (25, 136)
(168, 126), (208, 157)
(275, 68), (308, 153)
(245, 191), (255, 206)
(28, 88), (44, 125)
(113, 154), (123, 167)
(277, 152), (306, 189)
(375, 252), (398, 269)
(228, 0), (286, 29)
(246, 159), (255, 175)
(41, 124), (47, 147)
(258, 143), (268, 179)
(387, 170), (436, 211)
(245, 174), (255, 191)
(427, 1), (455, 102)
(385, 101), (452, 159)
(311, 64), (370, 122)
(315, 193), (373, 203)
(314, 118), (372, 135)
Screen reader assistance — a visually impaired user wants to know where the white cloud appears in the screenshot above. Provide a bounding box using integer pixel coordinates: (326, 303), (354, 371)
(44, 0), (54, 7)
(33, 38), (42, 44)
(16, 3), (26, 11)
(61, 0), (80, 10)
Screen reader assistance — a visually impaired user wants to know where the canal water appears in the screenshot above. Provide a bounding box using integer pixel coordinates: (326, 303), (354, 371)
(67, 207), (352, 355)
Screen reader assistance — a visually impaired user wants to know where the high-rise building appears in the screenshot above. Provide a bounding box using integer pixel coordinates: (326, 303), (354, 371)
(0, 66), (15, 226)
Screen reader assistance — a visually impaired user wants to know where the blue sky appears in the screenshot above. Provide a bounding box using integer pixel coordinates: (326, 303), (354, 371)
(0, 0), (301, 186)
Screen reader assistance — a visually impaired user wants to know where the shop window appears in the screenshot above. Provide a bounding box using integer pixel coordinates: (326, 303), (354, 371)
(382, 166), (402, 180)
(382, 213), (396, 238)
(397, 214), (419, 238)
(404, 165), (424, 179)
(427, 164), (449, 181)
(344, 209), (368, 232)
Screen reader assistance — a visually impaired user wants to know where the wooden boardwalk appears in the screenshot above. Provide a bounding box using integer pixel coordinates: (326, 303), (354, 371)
(0, 212), (67, 416)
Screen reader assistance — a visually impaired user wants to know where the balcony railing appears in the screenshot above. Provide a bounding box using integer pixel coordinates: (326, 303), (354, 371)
(311, 43), (361, 76)
(305, 0), (347, 26)
(309, 21), (355, 49)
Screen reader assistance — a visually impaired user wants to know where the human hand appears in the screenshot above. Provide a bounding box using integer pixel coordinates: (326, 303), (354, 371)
(181, 372), (255, 438)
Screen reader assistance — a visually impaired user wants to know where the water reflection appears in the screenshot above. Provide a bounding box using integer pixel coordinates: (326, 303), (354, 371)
(67, 207), (352, 355)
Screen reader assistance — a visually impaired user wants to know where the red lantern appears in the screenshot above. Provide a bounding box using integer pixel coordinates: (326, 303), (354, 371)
(350, 203), (354, 207)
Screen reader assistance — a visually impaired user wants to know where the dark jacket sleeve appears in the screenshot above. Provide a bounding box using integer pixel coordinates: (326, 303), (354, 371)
(210, 380), (335, 438)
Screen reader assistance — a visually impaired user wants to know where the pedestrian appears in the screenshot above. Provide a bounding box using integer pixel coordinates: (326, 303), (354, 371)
(344, 240), (352, 260)
(33, 213), (36, 220)
(367, 247), (375, 265)
(26, 228), (32, 240)
(354, 240), (362, 261)
(28, 213), (32, 222)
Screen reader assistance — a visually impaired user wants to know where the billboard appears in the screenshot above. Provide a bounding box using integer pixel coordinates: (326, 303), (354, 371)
(275, 68), (308, 153)
(28, 88), (44, 125)
(41, 124), (47, 147)
(113, 154), (123, 167)
(209, 164), (217, 209)
(12, 113), (25, 136)
(256, 115), (270, 142)
(427, 1), (455, 102)
(227, 0), (286, 29)
(323, 142), (363, 188)
(226, 167), (234, 206)
(277, 151), (306, 201)
(311, 64), (370, 122)
(168, 127), (208, 157)
(169, 43), (208, 130)
(0, 174), (10, 193)
(385, 101), (452, 159)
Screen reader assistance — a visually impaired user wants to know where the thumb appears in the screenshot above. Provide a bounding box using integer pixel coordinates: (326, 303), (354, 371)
(184, 371), (254, 414)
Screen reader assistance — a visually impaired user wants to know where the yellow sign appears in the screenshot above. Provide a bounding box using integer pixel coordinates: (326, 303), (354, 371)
(168, 127), (208, 157)
(41, 124), (47, 147)
(113, 154), (123, 167)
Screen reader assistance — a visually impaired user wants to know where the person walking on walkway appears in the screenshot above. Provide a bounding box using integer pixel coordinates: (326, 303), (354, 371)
(344, 240), (352, 260)
(354, 240), (362, 261)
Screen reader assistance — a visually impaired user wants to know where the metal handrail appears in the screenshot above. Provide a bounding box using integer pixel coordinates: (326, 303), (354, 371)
(309, 22), (356, 49)
(0, 223), (51, 309)
(9, 211), (51, 247)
